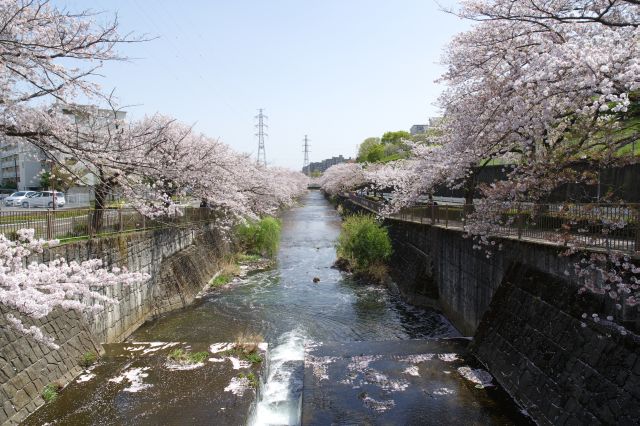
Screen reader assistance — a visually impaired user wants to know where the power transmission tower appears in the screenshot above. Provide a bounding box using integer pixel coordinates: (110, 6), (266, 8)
(302, 135), (310, 175)
(255, 108), (268, 167)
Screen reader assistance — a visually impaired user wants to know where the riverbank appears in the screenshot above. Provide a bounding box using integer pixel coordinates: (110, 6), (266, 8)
(1, 223), (234, 425)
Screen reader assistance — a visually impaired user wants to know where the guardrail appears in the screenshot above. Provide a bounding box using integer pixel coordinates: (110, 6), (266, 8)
(346, 193), (640, 254)
(0, 208), (218, 241)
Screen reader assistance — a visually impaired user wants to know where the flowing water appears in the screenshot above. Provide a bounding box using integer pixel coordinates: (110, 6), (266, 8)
(26, 190), (530, 425)
(130, 190), (459, 424)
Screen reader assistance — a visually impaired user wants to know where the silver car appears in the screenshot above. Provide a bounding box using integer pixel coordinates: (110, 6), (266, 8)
(4, 191), (37, 207)
(21, 191), (66, 208)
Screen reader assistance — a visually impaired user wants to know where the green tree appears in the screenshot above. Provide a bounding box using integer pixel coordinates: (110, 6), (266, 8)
(357, 137), (384, 163)
(381, 131), (411, 145)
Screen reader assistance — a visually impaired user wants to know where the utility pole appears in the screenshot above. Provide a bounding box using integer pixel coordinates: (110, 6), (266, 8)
(255, 108), (268, 167)
(302, 135), (310, 175)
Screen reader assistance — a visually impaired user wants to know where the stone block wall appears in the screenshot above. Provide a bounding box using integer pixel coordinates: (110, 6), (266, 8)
(471, 264), (640, 425)
(1, 223), (231, 425)
(0, 307), (100, 424)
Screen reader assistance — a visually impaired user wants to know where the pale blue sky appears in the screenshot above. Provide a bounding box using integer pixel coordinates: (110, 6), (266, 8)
(58, 0), (468, 169)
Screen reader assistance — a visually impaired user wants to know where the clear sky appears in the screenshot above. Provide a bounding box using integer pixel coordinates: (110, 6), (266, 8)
(57, 0), (469, 170)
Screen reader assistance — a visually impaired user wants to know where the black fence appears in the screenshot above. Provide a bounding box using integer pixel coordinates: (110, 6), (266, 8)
(0, 208), (217, 241)
(347, 193), (640, 254)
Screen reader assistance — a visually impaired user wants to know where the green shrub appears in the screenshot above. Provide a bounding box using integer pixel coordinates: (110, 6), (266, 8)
(336, 214), (392, 278)
(188, 351), (209, 363)
(236, 217), (281, 258)
(243, 352), (263, 364)
(236, 253), (262, 263)
(71, 222), (89, 237)
(4, 231), (19, 241)
(42, 383), (61, 403)
(79, 352), (97, 368)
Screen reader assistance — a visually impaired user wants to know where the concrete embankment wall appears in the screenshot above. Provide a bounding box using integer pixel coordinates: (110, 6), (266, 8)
(1, 224), (230, 425)
(337, 196), (640, 425)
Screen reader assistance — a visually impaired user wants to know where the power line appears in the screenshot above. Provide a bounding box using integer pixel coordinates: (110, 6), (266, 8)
(302, 134), (310, 175)
(255, 109), (268, 167)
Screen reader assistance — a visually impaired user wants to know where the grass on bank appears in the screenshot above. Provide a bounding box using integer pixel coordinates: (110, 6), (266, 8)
(41, 383), (61, 403)
(336, 214), (392, 283)
(239, 372), (259, 388)
(167, 348), (209, 364)
(218, 331), (264, 365)
(78, 352), (97, 368)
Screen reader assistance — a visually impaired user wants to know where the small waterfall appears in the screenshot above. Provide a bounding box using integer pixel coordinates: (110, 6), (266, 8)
(251, 329), (306, 426)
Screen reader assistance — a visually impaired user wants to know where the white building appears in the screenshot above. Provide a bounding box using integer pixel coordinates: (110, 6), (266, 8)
(0, 139), (47, 190)
(60, 105), (127, 188)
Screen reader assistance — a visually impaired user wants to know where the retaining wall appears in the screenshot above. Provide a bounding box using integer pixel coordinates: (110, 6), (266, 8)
(337, 195), (640, 425)
(1, 223), (230, 425)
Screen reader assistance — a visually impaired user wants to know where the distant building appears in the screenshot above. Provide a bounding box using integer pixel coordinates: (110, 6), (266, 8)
(410, 117), (442, 136)
(302, 155), (352, 175)
(409, 124), (428, 136)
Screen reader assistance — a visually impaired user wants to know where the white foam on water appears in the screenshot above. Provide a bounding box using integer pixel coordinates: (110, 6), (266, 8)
(438, 353), (459, 362)
(432, 387), (455, 396)
(403, 365), (420, 376)
(457, 366), (494, 388)
(209, 342), (235, 353)
(229, 356), (251, 370)
(76, 373), (95, 383)
(225, 376), (250, 396)
(251, 329), (306, 426)
(109, 367), (151, 393)
(165, 361), (205, 371)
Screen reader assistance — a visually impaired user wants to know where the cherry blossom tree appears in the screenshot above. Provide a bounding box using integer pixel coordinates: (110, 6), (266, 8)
(0, 1), (309, 345)
(319, 163), (366, 196)
(358, 0), (640, 310)
(0, 230), (148, 348)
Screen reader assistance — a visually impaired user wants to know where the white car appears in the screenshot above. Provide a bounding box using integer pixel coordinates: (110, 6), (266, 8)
(4, 191), (37, 207)
(21, 191), (66, 208)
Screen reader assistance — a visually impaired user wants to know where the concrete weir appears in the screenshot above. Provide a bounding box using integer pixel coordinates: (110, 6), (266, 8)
(301, 339), (532, 425)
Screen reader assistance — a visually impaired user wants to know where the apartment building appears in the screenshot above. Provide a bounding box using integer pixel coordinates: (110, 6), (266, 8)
(302, 155), (352, 175)
(0, 139), (47, 190)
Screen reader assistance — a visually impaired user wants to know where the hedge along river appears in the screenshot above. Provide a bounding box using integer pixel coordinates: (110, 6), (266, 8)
(27, 190), (518, 425)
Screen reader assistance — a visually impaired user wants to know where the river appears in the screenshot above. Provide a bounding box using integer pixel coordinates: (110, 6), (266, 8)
(26, 190), (526, 425)
(133, 190), (459, 424)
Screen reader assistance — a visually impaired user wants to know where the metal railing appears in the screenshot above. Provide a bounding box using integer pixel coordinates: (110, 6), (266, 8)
(0, 207), (218, 241)
(346, 193), (640, 254)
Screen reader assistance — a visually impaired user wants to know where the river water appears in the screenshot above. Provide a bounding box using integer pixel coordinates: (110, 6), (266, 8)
(27, 190), (528, 425)
(131, 190), (459, 424)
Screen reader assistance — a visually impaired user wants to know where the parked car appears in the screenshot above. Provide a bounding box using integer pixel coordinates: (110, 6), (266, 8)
(0, 189), (15, 202)
(4, 191), (37, 206)
(21, 191), (66, 208)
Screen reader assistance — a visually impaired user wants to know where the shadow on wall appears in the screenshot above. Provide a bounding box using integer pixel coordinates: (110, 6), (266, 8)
(470, 262), (640, 425)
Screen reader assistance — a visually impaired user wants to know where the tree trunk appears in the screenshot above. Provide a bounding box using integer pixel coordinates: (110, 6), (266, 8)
(90, 170), (109, 234)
